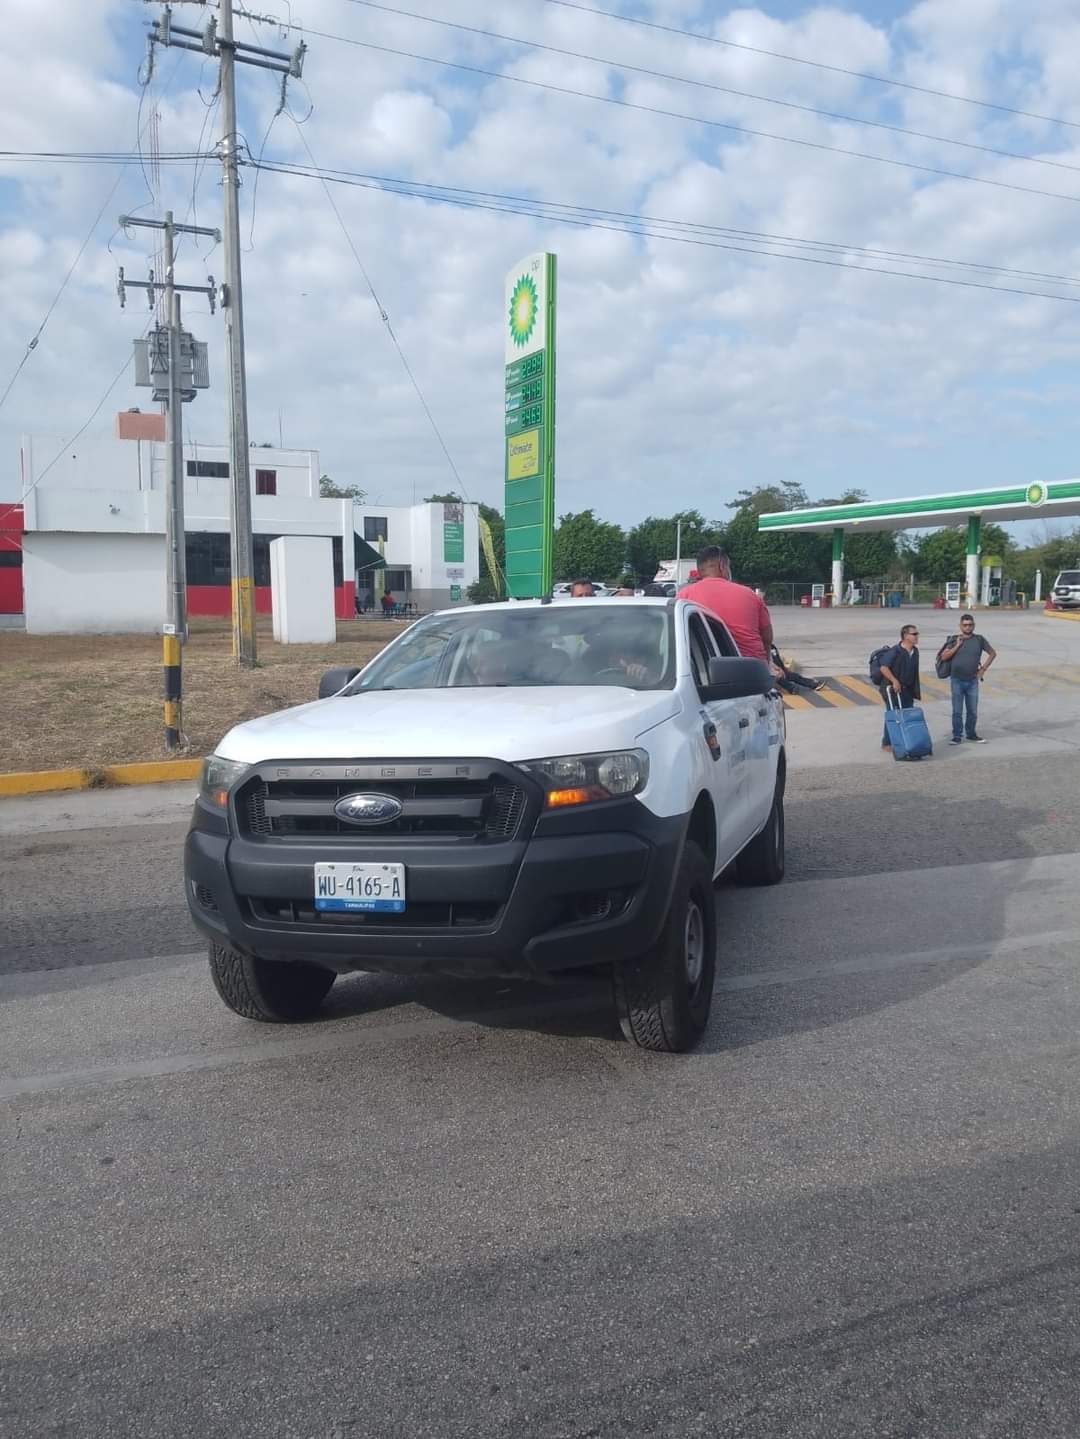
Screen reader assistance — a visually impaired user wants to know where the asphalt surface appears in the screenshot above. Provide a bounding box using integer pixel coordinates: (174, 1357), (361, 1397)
(3, 632), (1080, 1437)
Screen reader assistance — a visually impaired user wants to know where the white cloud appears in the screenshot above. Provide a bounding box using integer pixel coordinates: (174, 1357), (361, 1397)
(4, 0), (1080, 523)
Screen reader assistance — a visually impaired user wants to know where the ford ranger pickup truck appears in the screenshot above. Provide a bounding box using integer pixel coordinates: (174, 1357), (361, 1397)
(184, 597), (786, 1052)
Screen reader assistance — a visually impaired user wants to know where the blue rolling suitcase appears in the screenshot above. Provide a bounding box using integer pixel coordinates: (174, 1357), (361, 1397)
(884, 689), (933, 761)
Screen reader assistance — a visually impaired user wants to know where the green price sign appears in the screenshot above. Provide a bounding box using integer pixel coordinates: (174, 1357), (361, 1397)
(503, 253), (556, 598)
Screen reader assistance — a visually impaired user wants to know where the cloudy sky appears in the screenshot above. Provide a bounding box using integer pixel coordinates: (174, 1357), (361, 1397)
(4, 0), (1080, 525)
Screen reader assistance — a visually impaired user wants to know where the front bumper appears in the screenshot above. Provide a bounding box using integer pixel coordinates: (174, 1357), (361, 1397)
(184, 792), (686, 980)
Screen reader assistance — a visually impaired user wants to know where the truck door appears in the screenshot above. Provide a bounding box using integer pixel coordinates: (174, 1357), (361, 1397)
(685, 611), (747, 868)
(704, 614), (773, 841)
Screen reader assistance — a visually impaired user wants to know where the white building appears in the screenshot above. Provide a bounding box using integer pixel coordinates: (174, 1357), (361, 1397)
(15, 427), (479, 633)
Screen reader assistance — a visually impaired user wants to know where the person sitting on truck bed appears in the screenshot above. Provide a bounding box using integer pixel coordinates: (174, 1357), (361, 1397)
(677, 546), (772, 662)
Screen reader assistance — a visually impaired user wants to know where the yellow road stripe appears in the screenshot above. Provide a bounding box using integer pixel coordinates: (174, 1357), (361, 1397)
(781, 691), (815, 711)
(984, 671), (1052, 693)
(811, 685), (857, 708)
(834, 674), (884, 702)
(1024, 665), (1080, 686)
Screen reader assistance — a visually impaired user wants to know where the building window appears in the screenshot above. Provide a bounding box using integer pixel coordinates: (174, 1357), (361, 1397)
(255, 469), (277, 496)
(186, 460), (229, 479)
(185, 532), (232, 585)
(383, 567), (410, 593)
(364, 515), (388, 542)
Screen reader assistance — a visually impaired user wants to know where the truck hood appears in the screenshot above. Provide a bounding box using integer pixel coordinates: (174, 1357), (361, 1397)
(216, 686), (682, 765)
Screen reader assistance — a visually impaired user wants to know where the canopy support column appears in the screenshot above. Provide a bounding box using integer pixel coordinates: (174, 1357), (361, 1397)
(965, 515), (981, 608)
(831, 527), (844, 607)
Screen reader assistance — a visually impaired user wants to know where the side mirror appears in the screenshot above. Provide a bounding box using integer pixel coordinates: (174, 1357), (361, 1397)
(702, 656), (773, 703)
(318, 666), (361, 699)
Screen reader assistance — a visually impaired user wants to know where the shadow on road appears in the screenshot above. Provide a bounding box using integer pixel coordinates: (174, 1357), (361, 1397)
(313, 792), (1044, 1057)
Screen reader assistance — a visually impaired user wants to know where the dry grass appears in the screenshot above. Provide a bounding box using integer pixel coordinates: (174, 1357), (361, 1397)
(0, 618), (408, 773)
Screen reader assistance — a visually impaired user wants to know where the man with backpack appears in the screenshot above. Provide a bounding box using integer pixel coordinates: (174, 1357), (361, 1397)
(937, 614), (996, 744)
(873, 625), (922, 752)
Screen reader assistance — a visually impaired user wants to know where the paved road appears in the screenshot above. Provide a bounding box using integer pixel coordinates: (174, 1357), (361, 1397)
(3, 636), (1080, 1435)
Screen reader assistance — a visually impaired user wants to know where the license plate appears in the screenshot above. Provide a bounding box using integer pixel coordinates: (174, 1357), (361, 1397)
(314, 862), (406, 913)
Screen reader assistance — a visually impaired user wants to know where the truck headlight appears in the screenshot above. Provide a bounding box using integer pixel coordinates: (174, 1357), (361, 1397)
(199, 754), (248, 809)
(520, 750), (649, 808)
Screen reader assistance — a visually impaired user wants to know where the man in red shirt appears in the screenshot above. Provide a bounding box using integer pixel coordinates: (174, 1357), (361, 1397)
(678, 547), (772, 661)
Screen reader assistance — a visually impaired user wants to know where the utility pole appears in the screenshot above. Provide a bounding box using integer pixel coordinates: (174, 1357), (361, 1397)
(218, 0), (256, 666)
(148, 1), (305, 666)
(119, 211), (218, 749)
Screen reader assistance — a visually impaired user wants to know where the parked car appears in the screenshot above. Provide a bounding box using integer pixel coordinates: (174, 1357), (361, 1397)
(1050, 570), (1080, 609)
(184, 598), (786, 1052)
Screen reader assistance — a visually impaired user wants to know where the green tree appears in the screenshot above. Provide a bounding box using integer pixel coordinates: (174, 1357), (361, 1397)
(912, 523), (1010, 581)
(722, 484), (825, 586)
(319, 475), (366, 500)
(1006, 528), (1080, 596)
(424, 492), (462, 503)
(625, 510), (721, 583)
(844, 530), (898, 578)
(553, 509), (626, 583)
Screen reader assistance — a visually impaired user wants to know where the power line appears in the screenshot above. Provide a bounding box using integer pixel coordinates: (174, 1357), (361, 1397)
(0, 149), (213, 163)
(284, 30), (1080, 209)
(341, 1), (1080, 178)
(286, 119), (475, 507)
(251, 157), (1080, 304)
(19, 348), (140, 503)
(541, 0), (1080, 133)
(0, 51), (193, 417)
(251, 162), (1080, 288)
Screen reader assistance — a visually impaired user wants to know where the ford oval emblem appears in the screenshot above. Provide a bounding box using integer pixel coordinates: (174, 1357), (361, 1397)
(333, 792), (403, 826)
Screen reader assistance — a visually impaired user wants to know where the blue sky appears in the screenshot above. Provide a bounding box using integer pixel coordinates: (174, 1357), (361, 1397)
(3, 0), (1080, 535)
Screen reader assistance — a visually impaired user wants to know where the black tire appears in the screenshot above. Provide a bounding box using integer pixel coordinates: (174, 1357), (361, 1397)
(208, 943), (336, 1023)
(736, 786), (785, 887)
(613, 840), (716, 1053)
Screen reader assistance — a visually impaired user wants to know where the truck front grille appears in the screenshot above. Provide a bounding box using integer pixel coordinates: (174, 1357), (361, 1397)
(238, 774), (527, 842)
(247, 898), (501, 929)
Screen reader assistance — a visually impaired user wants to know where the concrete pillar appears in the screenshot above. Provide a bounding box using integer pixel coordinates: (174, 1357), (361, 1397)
(1035, 569), (1043, 603)
(965, 515), (981, 607)
(831, 527), (844, 606)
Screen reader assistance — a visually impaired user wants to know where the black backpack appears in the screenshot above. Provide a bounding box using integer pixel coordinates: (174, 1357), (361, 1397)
(869, 645), (894, 687)
(935, 636), (957, 680)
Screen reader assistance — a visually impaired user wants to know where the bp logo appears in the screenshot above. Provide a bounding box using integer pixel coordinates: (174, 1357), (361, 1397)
(508, 274), (538, 349)
(1026, 482), (1047, 506)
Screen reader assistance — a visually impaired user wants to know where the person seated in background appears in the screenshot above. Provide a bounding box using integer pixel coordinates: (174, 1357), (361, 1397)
(570, 579), (595, 598)
(380, 589), (395, 616)
(769, 644), (827, 693)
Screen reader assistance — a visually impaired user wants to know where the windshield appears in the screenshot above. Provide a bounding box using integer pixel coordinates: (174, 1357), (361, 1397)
(348, 604), (675, 692)
(1056, 571), (1080, 585)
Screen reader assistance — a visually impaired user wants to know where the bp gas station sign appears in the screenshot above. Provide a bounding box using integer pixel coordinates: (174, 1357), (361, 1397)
(503, 253), (556, 597)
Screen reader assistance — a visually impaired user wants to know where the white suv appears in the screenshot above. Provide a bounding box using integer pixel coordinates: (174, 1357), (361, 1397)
(1051, 570), (1080, 609)
(185, 598), (786, 1052)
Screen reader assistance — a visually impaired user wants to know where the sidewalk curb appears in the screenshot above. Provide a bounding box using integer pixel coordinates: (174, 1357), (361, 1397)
(0, 759), (202, 799)
(1042, 607), (1080, 622)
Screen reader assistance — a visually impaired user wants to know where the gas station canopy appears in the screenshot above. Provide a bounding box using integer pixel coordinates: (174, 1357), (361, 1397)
(757, 478), (1080, 536)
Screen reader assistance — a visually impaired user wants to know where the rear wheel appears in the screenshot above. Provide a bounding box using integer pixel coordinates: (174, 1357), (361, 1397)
(208, 943), (336, 1022)
(736, 785), (785, 887)
(613, 841), (716, 1053)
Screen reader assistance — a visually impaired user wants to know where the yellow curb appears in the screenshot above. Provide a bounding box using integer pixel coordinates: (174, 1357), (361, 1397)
(1042, 606), (1080, 621)
(0, 768), (90, 797)
(103, 760), (202, 786)
(0, 759), (202, 798)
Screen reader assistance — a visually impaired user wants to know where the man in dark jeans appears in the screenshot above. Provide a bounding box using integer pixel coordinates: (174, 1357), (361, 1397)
(939, 613), (996, 744)
(878, 624), (921, 751)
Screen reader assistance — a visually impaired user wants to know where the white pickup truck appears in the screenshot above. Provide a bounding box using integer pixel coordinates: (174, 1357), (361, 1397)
(185, 597), (786, 1052)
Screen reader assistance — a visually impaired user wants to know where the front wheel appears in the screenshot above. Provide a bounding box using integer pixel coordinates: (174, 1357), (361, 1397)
(208, 943), (336, 1022)
(735, 786), (785, 887)
(613, 841), (716, 1053)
